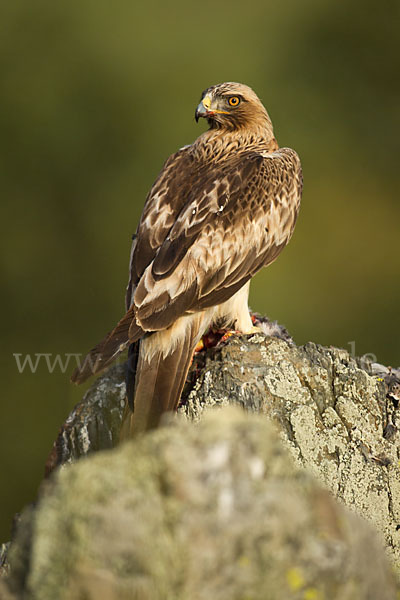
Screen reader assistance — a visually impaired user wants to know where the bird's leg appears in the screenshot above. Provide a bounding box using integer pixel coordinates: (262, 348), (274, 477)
(192, 327), (227, 353)
(193, 314), (263, 355)
(220, 314), (262, 341)
(194, 338), (205, 353)
(219, 329), (241, 343)
(247, 313), (263, 333)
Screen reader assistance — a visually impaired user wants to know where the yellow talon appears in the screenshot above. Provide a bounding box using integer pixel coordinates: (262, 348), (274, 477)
(244, 325), (262, 334)
(194, 339), (205, 353)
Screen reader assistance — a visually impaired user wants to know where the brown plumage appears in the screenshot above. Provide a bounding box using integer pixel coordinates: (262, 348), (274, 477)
(71, 82), (302, 436)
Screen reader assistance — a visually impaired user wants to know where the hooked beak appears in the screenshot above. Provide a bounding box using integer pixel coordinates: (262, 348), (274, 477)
(195, 102), (208, 122)
(195, 96), (212, 122)
(195, 94), (230, 123)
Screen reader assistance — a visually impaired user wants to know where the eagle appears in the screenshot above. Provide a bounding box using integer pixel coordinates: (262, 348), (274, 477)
(71, 82), (302, 436)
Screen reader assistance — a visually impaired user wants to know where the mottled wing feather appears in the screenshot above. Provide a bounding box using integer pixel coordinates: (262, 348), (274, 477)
(131, 148), (302, 331)
(130, 148), (195, 287)
(151, 162), (245, 279)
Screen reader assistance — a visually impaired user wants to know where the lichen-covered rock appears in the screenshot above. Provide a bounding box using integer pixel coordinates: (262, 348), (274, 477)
(7, 410), (399, 599)
(0, 543), (10, 578)
(43, 332), (400, 574)
(45, 365), (126, 474)
(182, 335), (400, 571)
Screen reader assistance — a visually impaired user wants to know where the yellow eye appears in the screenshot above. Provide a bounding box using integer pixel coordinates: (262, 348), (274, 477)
(228, 96), (240, 107)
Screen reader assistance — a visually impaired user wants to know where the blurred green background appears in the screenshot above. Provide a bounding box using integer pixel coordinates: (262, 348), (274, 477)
(1, 0), (399, 541)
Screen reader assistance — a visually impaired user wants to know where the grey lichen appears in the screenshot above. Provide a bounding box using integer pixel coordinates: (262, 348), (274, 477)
(5, 330), (400, 598)
(44, 333), (400, 571)
(7, 410), (399, 599)
(181, 335), (400, 571)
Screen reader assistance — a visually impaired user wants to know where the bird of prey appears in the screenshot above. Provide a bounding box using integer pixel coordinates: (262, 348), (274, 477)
(71, 82), (302, 436)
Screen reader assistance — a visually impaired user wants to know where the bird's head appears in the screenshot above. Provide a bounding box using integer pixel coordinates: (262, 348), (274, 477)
(195, 82), (273, 136)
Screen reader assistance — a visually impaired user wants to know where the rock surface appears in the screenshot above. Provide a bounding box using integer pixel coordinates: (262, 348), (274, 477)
(184, 334), (400, 571)
(3, 330), (400, 598)
(7, 410), (399, 599)
(45, 366), (127, 474)
(45, 332), (400, 572)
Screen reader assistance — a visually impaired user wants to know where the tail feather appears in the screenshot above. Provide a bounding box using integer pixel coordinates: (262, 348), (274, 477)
(126, 341), (140, 411)
(71, 307), (143, 384)
(120, 313), (206, 437)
